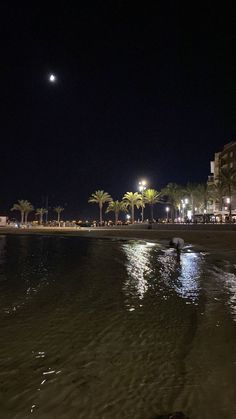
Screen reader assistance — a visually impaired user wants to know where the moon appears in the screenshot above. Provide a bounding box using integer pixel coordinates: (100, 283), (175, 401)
(49, 74), (56, 82)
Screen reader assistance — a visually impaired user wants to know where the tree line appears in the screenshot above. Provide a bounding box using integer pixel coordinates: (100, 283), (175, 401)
(9, 167), (236, 225)
(11, 201), (64, 225)
(88, 167), (236, 224)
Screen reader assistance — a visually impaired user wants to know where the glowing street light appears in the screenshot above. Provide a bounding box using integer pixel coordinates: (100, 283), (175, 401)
(166, 206), (170, 222)
(138, 180), (147, 192)
(138, 180), (147, 223)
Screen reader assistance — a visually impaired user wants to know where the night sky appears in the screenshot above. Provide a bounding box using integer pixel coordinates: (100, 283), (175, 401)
(2, 3), (236, 219)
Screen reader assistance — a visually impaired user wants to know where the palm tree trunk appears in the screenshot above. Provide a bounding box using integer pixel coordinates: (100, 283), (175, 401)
(131, 204), (134, 224)
(99, 204), (103, 225)
(192, 196), (195, 221)
(57, 212), (60, 225)
(150, 204), (153, 222)
(21, 211), (24, 224)
(25, 212), (28, 224)
(171, 205), (174, 222)
(40, 213), (43, 225)
(115, 211), (118, 225)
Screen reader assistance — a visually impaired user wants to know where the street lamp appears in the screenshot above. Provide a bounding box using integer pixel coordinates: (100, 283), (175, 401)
(226, 197), (231, 221)
(138, 180), (147, 222)
(166, 206), (169, 222)
(126, 214), (131, 223)
(182, 203), (186, 222)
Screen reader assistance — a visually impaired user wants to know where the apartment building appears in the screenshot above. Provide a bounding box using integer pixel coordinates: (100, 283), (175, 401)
(208, 141), (236, 218)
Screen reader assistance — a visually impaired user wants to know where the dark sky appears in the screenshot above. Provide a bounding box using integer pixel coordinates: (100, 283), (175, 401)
(1, 2), (236, 219)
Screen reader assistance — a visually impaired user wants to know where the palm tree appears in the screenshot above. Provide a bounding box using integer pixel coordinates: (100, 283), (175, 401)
(220, 167), (236, 219)
(88, 190), (112, 225)
(36, 208), (48, 225)
(185, 183), (200, 220)
(207, 180), (224, 213)
(122, 192), (142, 224)
(106, 200), (127, 225)
(160, 183), (184, 221)
(143, 189), (160, 222)
(192, 183), (210, 223)
(11, 200), (34, 224)
(25, 204), (34, 224)
(54, 206), (64, 225)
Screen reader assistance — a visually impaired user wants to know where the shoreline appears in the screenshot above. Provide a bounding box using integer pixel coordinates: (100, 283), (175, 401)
(1, 226), (236, 254)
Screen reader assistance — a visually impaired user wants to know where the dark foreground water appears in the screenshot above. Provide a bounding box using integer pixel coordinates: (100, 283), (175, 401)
(0, 235), (236, 419)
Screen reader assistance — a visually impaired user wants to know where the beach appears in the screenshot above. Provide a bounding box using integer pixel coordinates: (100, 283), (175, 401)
(1, 225), (236, 256)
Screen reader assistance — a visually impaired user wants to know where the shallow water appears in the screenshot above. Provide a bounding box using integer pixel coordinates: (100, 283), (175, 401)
(0, 235), (236, 418)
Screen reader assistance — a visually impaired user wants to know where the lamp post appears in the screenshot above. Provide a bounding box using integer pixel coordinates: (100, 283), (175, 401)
(166, 206), (169, 223)
(138, 180), (147, 222)
(181, 198), (188, 222)
(226, 197), (231, 222)
(182, 202), (185, 222)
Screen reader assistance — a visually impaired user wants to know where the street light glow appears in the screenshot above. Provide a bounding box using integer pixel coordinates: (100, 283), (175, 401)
(166, 206), (170, 222)
(138, 179), (147, 222)
(138, 180), (147, 192)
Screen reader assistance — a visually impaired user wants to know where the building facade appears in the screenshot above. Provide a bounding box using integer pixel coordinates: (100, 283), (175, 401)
(208, 141), (236, 219)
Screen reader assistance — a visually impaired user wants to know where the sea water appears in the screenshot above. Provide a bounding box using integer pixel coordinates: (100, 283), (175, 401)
(0, 235), (236, 418)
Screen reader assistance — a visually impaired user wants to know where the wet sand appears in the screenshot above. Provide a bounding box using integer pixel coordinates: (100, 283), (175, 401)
(1, 226), (236, 254)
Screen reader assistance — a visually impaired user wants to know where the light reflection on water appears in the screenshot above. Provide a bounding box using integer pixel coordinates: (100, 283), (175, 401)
(122, 242), (153, 302)
(0, 236), (236, 419)
(122, 242), (202, 308)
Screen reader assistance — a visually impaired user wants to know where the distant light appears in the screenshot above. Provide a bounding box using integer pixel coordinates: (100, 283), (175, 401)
(226, 197), (230, 204)
(187, 210), (192, 218)
(138, 179), (147, 192)
(185, 198), (188, 204)
(166, 207), (169, 212)
(126, 214), (131, 220)
(49, 74), (56, 82)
